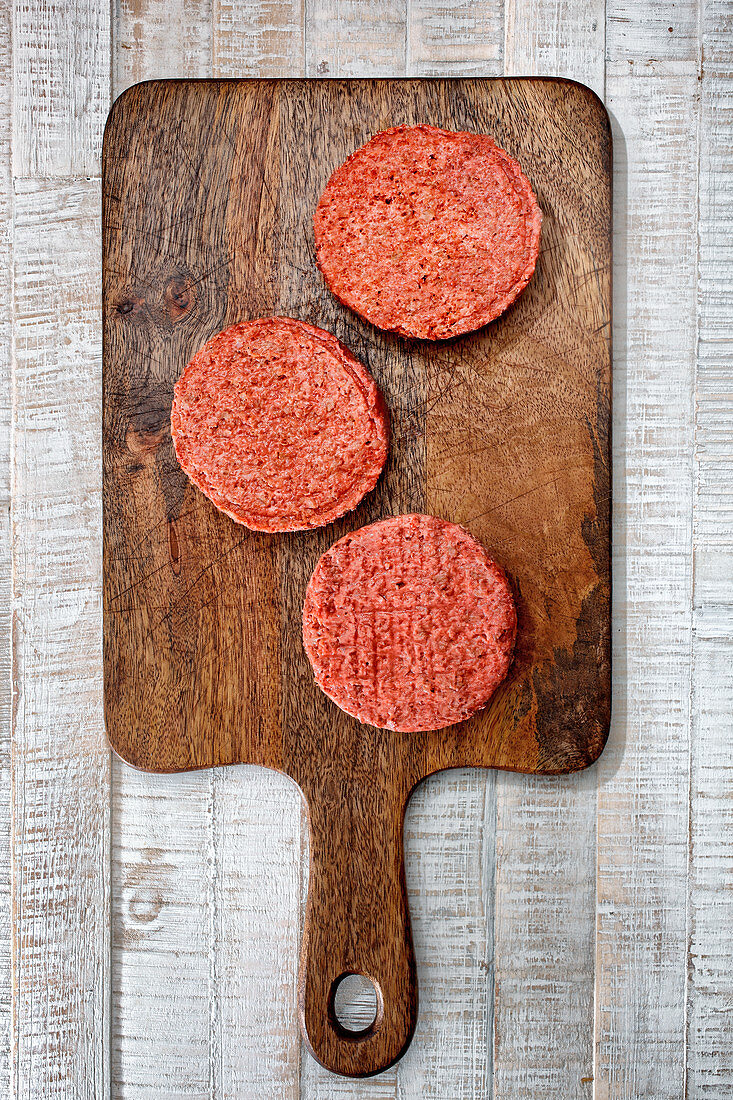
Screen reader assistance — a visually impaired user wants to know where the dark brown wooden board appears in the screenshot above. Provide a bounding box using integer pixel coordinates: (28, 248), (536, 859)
(102, 78), (611, 1078)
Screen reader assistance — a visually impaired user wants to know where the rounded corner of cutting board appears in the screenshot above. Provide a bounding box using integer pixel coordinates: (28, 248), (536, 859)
(523, 76), (612, 156)
(103, 80), (161, 155)
(105, 727), (157, 773)
(103, 704), (202, 775)
(535, 706), (613, 777)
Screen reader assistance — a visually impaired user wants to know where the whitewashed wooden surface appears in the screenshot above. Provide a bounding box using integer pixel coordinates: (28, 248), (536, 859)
(3, 0), (732, 1095)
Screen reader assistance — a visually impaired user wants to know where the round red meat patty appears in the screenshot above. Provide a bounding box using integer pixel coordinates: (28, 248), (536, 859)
(170, 318), (389, 532)
(302, 514), (517, 732)
(314, 124), (542, 341)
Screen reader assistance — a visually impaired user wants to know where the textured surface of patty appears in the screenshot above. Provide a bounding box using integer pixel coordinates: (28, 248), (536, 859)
(171, 318), (389, 532)
(302, 514), (517, 732)
(314, 124), (542, 340)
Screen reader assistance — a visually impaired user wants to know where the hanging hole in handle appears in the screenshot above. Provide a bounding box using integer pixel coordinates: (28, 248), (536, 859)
(329, 973), (384, 1039)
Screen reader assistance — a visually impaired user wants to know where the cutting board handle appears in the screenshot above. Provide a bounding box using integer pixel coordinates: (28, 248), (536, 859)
(298, 779), (417, 1078)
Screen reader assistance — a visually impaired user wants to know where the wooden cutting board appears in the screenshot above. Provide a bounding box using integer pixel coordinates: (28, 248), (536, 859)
(102, 78), (611, 1078)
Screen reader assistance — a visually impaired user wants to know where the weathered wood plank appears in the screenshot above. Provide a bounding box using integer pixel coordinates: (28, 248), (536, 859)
(11, 178), (110, 1099)
(398, 13), (576, 1097)
(407, 1), (504, 76)
(605, 0), (699, 69)
(12, 0), (111, 177)
(687, 0), (733, 1091)
(492, 772), (597, 1098)
(211, 768), (303, 1099)
(691, 0), (733, 593)
(213, 0), (305, 76)
(687, 625), (733, 1095)
(595, 2), (699, 1091)
(0, 0), (13, 1092)
(112, 770), (213, 1098)
(505, 0), (604, 91)
(113, 0), (213, 97)
(304, 0), (406, 76)
(114, 767), (304, 1099)
(494, 5), (604, 1097)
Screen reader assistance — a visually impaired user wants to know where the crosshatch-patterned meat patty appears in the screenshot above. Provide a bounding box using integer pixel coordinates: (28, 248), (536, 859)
(170, 317), (390, 532)
(302, 513), (517, 732)
(314, 124), (542, 341)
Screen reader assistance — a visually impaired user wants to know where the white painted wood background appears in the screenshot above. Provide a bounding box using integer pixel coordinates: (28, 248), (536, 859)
(3, 0), (732, 1095)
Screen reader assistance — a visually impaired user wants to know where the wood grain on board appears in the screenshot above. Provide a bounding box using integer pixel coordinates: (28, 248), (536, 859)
(103, 77), (611, 1077)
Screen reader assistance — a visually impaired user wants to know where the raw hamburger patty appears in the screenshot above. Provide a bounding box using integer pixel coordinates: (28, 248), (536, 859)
(170, 317), (389, 532)
(314, 124), (542, 340)
(302, 514), (517, 732)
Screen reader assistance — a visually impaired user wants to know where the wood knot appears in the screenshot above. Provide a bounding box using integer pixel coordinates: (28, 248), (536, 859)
(116, 294), (145, 317)
(127, 890), (164, 925)
(126, 402), (170, 462)
(164, 276), (196, 323)
(110, 265), (201, 333)
(126, 424), (166, 462)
